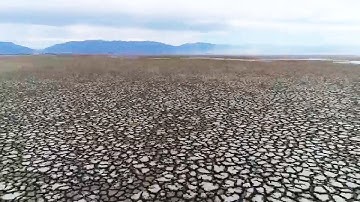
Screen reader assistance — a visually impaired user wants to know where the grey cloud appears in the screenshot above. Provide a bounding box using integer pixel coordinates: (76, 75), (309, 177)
(0, 11), (229, 32)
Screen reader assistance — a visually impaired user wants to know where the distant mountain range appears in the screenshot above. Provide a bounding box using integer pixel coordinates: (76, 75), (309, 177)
(0, 42), (34, 55)
(0, 40), (229, 55)
(0, 40), (359, 55)
(41, 40), (225, 55)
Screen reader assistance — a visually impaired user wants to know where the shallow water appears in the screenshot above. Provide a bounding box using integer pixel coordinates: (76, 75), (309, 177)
(183, 57), (360, 65)
(183, 57), (333, 62)
(333, 60), (360, 65)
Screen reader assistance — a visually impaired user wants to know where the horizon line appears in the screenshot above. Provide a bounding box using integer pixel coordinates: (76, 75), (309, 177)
(2, 40), (360, 50)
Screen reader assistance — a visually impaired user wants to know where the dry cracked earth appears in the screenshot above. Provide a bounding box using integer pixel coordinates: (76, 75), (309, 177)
(0, 56), (360, 202)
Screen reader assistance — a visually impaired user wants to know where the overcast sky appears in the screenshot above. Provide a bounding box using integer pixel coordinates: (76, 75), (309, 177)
(1, 0), (360, 49)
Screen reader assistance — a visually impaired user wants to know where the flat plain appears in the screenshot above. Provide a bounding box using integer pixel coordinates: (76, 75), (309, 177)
(0, 56), (359, 201)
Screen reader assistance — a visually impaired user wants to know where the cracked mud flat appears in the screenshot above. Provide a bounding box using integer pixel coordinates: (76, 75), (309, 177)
(0, 56), (359, 202)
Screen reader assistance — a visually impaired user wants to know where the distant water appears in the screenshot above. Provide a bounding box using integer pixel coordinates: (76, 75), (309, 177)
(333, 60), (360, 65)
(182, 57), (333, 62)
(181, 57), (360, 65)
(184, 57), (258, 61)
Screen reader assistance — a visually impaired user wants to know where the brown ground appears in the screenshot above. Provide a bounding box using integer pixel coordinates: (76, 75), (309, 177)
(1, 56), (359, 78)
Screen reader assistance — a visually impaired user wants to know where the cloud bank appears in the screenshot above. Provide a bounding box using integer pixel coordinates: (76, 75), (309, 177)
(1, 0), (360, 52)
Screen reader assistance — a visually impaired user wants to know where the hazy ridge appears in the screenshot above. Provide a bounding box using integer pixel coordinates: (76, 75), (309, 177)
(1, 40), (359, 55)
